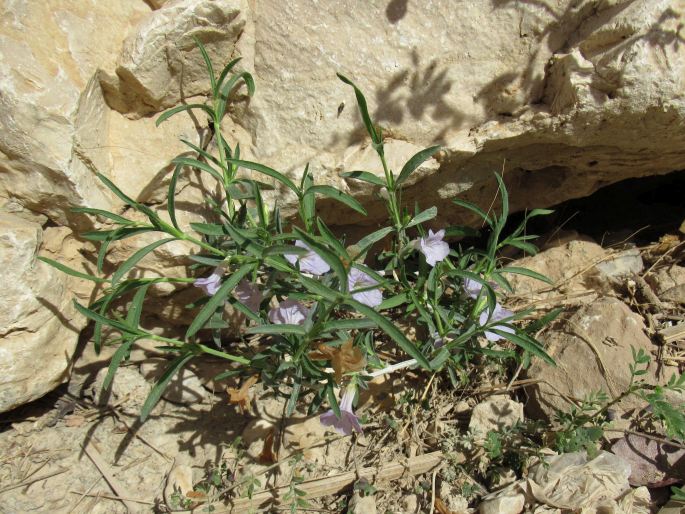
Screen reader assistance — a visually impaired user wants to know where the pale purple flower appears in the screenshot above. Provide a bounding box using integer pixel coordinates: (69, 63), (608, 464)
(348, 267), (382, 308)
(320, 385), (363, 435)
(419, 229), (450, 267)
(284, 240), (330, 276)
(194, 267), (223, 296)
(234, 279), (262, 312)
(268, 298), (310, 325)
(463, 277), (483, 299)
(479, 303), (515, 342)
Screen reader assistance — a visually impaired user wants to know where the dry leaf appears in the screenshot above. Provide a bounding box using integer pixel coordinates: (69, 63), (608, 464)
(434, 497), (456, 514)
(258, 429), (277, 464)
(309, 339), (366, 382)
(227, 375), (259, 414)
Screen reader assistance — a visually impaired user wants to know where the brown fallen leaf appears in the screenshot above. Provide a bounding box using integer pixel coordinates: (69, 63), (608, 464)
(227, 375), (259, 414)
(259, 429), (277, 464)
(309, 339), (366, 382)
(434, 497), (456, 514)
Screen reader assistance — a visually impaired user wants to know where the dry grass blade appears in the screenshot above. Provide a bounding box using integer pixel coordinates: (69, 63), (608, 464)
(0, 467), (68, 495)
(82, 441), (139, 513)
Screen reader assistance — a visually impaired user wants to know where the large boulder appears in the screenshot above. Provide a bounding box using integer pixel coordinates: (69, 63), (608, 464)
(0, 215), (87, 412)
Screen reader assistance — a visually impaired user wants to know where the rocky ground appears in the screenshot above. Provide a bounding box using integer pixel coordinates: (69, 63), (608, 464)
(1, 225), (684, 514)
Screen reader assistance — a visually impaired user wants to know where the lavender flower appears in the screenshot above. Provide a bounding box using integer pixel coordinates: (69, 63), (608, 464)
(284, 240), (330, 276)
(234, 279), (262, 312)
(268, 298), (310, 325)
(194, 267), (223, 296)
(319, 385), (363, 435)
(479, 303), (515, 342)
(463, 277), (483, 299)
(348, 267), (382, 308)
(419, 229), (450, 267)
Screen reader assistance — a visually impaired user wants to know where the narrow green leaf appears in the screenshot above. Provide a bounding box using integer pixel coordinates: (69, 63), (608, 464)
(491, 328), (555, 366)
(353, 226), (393, 258)
(167, 163), (182, 231)
(245, 324), (307, 336)
(307, 185), (367, 216)
(216, 57), (242, 92)
(452, 198), (491, 226)
(102, 338), (136, 392)
(140, 353), (194, 421)
(378, 292), (408, 310)
(396, 145), (440, 185)
(73, 301), (143, 336)
(346, 299), (431, 370)
(340, 170), (386, 186)
(217, 71), (256, 120)
(112, 238), (175, 286)
(71, 207), (133, 225)
(193, 36), (216, 94)
(156, 103), (213, 127)
(186, 263), (255, 339)
(190, 222), (226, 236)
(323, 318), (376, 331)
(499, 266), (553, 285)
(38, 257), (107, 283)
(406, 206), (437, 228)
(326, 381), (341, 418)
(125, 284), (150, 328)
(494, 172), (509, 228)
(337, 73), (379, 144)
(95, 172), (138, 207)
(179, 139), (220, 166)
(299, 275), (341, 302)
(316, 217), (349, 261)
(225, 158), (299, 196)
(172, 157), (223, 182)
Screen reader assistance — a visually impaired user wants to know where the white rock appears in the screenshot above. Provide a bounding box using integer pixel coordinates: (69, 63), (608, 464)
(348, 492), (377, 514)
(164, 463), (196, 511)
(0, 215), (84, 412)
(469, 396), (524, 439)
(479, 493), (525, 514)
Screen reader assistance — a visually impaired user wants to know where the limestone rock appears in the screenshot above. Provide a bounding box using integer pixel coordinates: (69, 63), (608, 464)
(164, 463), (197, 511)
(469, 396), (524, 439)
(100, 0), (249, 116)
(0, 214), (84, 412)
(525, 297), (657, 421)
(479, 491), (525, 514)
(348, 492), (377, 514)
(0, 0), (150, 226)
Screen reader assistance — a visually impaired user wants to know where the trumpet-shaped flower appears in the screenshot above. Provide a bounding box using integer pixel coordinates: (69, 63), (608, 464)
(319, 385), (363, 435)
(463, 277), (483, 299)
(194, 267), (223, 296)
(479, 303), (515, 342)
(348, 267), (382, 308)
(284, 240), (330, 276)
(419, 229), (450, 267)
(268, 298), (310, 325)
(234, 279), (262, 312)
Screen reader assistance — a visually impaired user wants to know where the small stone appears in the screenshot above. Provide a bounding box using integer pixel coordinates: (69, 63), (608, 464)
(469, 396), (523, 439)
(479, 492), (525, 514)
(596, 248), (644, 279)
(401, 494), (419, 513)
(348, 491), (377, 514)
(164, 464), (196, 511)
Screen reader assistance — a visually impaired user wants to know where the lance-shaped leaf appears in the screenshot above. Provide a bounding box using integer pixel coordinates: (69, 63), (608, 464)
(156, 103), (213, 127)
(71, 207), (134, 225)
(216, 57), (243, 92)
(112, 238), (176, 286)
(337, 73), (380, 145)
(396, 145), (440, 186)
(73, 301), (145, 337)
(340, 170), (386, 187)
(101, 338), (138, 393)
(245, 324), (307, 336)
(306, 185), (367, 216)
(186, 262), (256, 339)
(489, 328), (555, 366)
(172, 157), (224, 182)
(293, 227), (347, 291)
(38, 257), (107, 284)
(225, 158), (299, 196)
(498, 266), (553, 285)
(406, 206), (437, 228)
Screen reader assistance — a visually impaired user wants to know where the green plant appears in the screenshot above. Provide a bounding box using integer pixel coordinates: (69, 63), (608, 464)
(42, 38), (555, 434)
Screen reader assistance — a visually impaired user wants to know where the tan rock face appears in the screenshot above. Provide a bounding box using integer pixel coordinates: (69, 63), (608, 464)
(0, 215), (85, 412)
(0, 0), (150, 227)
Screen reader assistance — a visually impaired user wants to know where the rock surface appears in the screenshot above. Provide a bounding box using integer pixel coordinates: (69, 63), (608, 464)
(0, 214), (85, 412)
(525, 297), (658, 421)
